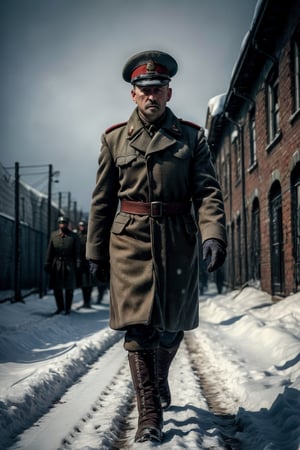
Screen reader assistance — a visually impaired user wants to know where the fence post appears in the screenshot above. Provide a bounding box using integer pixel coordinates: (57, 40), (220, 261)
(47, 164), (53, 240)
(14, 162), (22, 302)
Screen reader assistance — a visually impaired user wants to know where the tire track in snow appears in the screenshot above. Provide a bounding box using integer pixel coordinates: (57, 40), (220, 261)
(7, 339), (127, 450)
(185, 332), (243, 449)
(61, 360), (135, 450)
(3, 327), (124, 450)
(59, 340), (232, 449)
(8, 332), (243, 450)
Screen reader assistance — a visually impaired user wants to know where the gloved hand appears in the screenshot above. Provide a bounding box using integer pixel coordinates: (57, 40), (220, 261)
(202, 238), (226, 272)
(44, 263), (51, 274)
(89, 260), (110, 283)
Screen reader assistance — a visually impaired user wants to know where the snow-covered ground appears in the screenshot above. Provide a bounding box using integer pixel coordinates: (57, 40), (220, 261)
(0, 285), (299, 449)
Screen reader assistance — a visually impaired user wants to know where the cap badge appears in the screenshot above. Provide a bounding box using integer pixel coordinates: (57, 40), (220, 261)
(146, 60), (156, 72)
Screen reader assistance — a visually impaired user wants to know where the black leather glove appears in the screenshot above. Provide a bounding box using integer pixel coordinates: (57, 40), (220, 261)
(202, 239), (226, 273)
(89, 260), (110, 283)
(44, 263), (51, 274)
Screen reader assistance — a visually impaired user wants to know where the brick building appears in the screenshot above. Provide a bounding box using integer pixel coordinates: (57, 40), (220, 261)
(205, 0), (300, 296)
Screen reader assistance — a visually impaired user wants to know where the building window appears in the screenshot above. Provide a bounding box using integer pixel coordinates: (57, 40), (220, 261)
(230, 221), (235, 288)
(249, 108), (257, 167)
(269, 181), (284, 295)
(250, 198), (261, 282)
(291, 163), (300, 291)
(292, 33), (300, 113)
(236, 215), (242, 286)
(221, 146), (230, 196)
(266, 66), (280, 144)
(221, 157), (226, 194)
(232, 132), (241, 183)
(225, 152), (230, 196)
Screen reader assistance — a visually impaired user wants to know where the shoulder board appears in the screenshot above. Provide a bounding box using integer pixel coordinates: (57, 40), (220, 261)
(105, 121), (127, 134)
(179, 119), (201, 130)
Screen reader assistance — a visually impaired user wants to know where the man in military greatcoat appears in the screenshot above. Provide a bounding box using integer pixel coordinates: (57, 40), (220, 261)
(86, 50), (227, 443)
(45, 216), (80, 314)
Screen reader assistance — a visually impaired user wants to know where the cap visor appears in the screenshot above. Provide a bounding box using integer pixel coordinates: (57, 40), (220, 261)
(133, 78), (169, 87)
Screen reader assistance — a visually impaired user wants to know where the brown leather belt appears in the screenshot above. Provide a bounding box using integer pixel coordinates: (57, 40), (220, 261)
(120, 199), (191, 218)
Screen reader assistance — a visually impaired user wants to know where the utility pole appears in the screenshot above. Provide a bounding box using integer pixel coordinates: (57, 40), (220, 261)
(14, 162), (22, 302)
(67, 192), (71, 217)
(47, 164), (53, 239)
(58, 192), (62, 213)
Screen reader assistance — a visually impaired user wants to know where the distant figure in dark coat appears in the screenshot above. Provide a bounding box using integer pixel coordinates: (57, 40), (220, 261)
(44, 216), (80, 314)
(215, 266), (224, 294)
(77, 219), (95, 308)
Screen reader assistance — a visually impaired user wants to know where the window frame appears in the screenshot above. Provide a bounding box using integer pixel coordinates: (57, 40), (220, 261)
(266, 66), (280, 145)
(248, 107), (257, 169)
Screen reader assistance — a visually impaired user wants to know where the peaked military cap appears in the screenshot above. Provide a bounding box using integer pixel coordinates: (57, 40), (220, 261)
(122, 50), (178, 86)
(78, 219), (87, 226)
(58, 216), (69, 224)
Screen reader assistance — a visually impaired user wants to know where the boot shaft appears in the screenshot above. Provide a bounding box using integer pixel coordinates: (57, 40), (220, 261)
(128, 350), (163, 436)
(157, 342), (180, 409)
(158, 342), (180, 381)
(65, 289), (73, 312)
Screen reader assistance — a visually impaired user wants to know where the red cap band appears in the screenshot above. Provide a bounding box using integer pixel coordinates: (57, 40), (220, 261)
(131, 62), (169, 81)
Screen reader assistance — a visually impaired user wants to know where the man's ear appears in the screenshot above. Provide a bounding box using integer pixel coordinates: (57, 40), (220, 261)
(131, 88), (137, 104)
(167, 87), (172, 102)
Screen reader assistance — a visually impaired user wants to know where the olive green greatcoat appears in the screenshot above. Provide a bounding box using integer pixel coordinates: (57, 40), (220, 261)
(86, 107), (227, 331)
(46, 229), (80, 290)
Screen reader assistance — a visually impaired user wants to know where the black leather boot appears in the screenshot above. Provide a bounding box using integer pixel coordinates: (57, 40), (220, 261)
(157, 342), (180, 409)
(85, 287), (92, 307)
(82, 287), (92, 308)
(64, 289), (73, 314)
(128, 350), (163, 443)
(53, 289), (64, 314)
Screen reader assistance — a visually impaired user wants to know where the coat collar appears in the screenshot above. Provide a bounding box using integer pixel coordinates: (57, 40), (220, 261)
(126, 107), (183, 137)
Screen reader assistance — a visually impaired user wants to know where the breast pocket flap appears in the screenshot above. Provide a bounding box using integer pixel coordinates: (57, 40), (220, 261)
(116, 154), (137, 166)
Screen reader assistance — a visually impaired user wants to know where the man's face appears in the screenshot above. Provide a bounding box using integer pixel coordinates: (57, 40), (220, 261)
(58, 221), (68, 231)
(131, 85), (172, 123)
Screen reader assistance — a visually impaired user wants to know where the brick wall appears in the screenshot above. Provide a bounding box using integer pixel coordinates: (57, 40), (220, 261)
(214, 30), (300, 296)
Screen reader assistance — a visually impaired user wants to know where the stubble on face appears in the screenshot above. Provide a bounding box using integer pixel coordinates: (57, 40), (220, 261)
(131, 85), (172, 123)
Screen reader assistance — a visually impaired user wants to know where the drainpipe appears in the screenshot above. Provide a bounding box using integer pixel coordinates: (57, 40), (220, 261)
(252, 40), (277, 64)
(232, 88), (255, 108)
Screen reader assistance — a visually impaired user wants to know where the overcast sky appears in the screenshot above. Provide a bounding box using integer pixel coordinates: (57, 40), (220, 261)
(0, 0), (258, 213)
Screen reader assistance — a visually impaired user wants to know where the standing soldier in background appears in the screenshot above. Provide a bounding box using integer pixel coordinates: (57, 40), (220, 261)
(86, 50), (227, 443)
(96, 279), (109, 305)
(215, 266), (224, 294)
(77, 219), (95, 308)
(44, 216), (80, 315)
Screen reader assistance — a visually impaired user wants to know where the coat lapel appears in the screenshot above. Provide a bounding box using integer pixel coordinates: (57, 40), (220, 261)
(126, 107), (184, 155)
(145, 129), (177, 155)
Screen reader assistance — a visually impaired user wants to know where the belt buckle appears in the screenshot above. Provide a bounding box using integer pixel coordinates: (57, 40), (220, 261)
(151, 201), (163, 218)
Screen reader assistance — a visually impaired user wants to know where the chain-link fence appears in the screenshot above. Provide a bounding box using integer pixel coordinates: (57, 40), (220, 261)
(0, 162), (83, 302)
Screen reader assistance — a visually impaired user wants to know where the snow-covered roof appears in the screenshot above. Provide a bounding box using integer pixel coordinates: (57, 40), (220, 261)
(206, 0), (263, 123)
(206, 0), (295, 147)
(207, 93), (226, 118)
